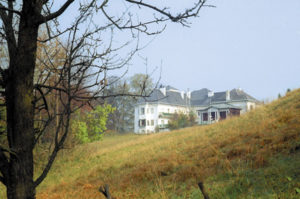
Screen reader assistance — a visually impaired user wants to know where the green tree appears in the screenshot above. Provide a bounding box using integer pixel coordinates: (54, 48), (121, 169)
(72, 121), (89, 144)
(71, 105), (115, 143)
(104, 76), (134, 133)
(130, 73), (154, 95)
(105, 74), (154, 133)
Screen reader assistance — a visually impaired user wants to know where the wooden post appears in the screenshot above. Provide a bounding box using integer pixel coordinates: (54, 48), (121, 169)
(198, 182), (210, 199)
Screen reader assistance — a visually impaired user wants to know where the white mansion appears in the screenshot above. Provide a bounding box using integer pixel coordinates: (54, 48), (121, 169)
(134, 86), (259, 134)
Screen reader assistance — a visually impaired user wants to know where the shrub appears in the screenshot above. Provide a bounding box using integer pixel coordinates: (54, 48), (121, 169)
(168, 111), (197, 130)
(71, 104), (115, 144)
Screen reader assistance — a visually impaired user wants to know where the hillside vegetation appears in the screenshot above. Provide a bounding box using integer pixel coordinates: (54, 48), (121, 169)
(2, 89), (300, 198)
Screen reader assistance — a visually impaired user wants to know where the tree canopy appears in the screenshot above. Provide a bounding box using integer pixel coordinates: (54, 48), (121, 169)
(0, 1), (209, 198)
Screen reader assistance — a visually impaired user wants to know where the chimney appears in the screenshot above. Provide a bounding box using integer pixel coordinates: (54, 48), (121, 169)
(160, 87), (166, 96)
(187, 91), (191, 99)
(226, 90), (230, 101)
(208, 91), (214, 97)
(181, 91), (185, 99)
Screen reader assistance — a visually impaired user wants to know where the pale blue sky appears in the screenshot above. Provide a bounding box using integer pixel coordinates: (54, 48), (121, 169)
(124, 0), (300, 100)
(57, 0), (300, 100)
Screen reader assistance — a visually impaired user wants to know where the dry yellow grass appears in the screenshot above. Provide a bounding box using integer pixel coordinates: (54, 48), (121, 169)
(1, 89), (299, 198)
(33, 89), (300, 198)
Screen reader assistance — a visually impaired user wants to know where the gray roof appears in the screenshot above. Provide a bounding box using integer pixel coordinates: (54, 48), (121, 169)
(197, 103), (242, 111)
(191, 88), (258, 106)
(137, 86), (189, 106)
(191, 90), (228, 106)
(229, 89), (258, 102)
(138, 87), (259, 106)
(190, 88), (211, 106)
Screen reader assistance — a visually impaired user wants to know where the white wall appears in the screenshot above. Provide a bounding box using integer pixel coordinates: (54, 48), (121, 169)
(134, 106), (139, 133)
(134, 103), (189, 133)
(134, 103), (159, 133)
(246, 102), (256, 111)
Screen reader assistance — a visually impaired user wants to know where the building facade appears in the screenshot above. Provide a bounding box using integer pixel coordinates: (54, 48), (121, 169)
(134, 86), (259, 134)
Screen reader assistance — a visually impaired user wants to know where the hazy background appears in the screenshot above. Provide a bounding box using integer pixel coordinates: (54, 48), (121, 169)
(124, 0), (300, 101)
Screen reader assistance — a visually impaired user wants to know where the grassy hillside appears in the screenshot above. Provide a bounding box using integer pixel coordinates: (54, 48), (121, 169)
(2, 89), (300, 198)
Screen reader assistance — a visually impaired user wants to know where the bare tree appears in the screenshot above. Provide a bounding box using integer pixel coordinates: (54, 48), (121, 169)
(0, 0), (210, 198)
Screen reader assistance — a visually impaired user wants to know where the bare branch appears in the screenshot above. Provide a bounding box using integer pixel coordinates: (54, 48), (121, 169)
(0, 2), (17, 54)
(0, 3), (21, 16)
(34, 110), (66, 187)
(125, 0), (178, 21)
(125, 0), (208, 25)
(39, 0), (75, 23)
(101, 7), (167, 35)
(0, 0), (210, 195)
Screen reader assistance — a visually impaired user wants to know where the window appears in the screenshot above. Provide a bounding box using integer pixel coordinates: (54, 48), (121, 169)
(139, 119), (146, 127)
(141, 107), (145, 115)
(203, 113), (208, 121)
(151, 108), (154, 114)
(147, 120), (150, 126)
(147, 108), (150, 114)
(220, 111), (226, 120)
(151, 120), (154, 126)
(211, 112), (216, 121)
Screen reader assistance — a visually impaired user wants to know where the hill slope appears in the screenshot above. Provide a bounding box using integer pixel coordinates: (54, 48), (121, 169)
(7, 89), (300, 198)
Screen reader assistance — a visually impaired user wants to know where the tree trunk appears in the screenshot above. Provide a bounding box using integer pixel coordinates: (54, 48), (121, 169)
(5, 9), (39, 199)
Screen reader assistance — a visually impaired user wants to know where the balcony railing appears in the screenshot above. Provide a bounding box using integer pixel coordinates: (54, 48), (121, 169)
(158, 112), (173, 119)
